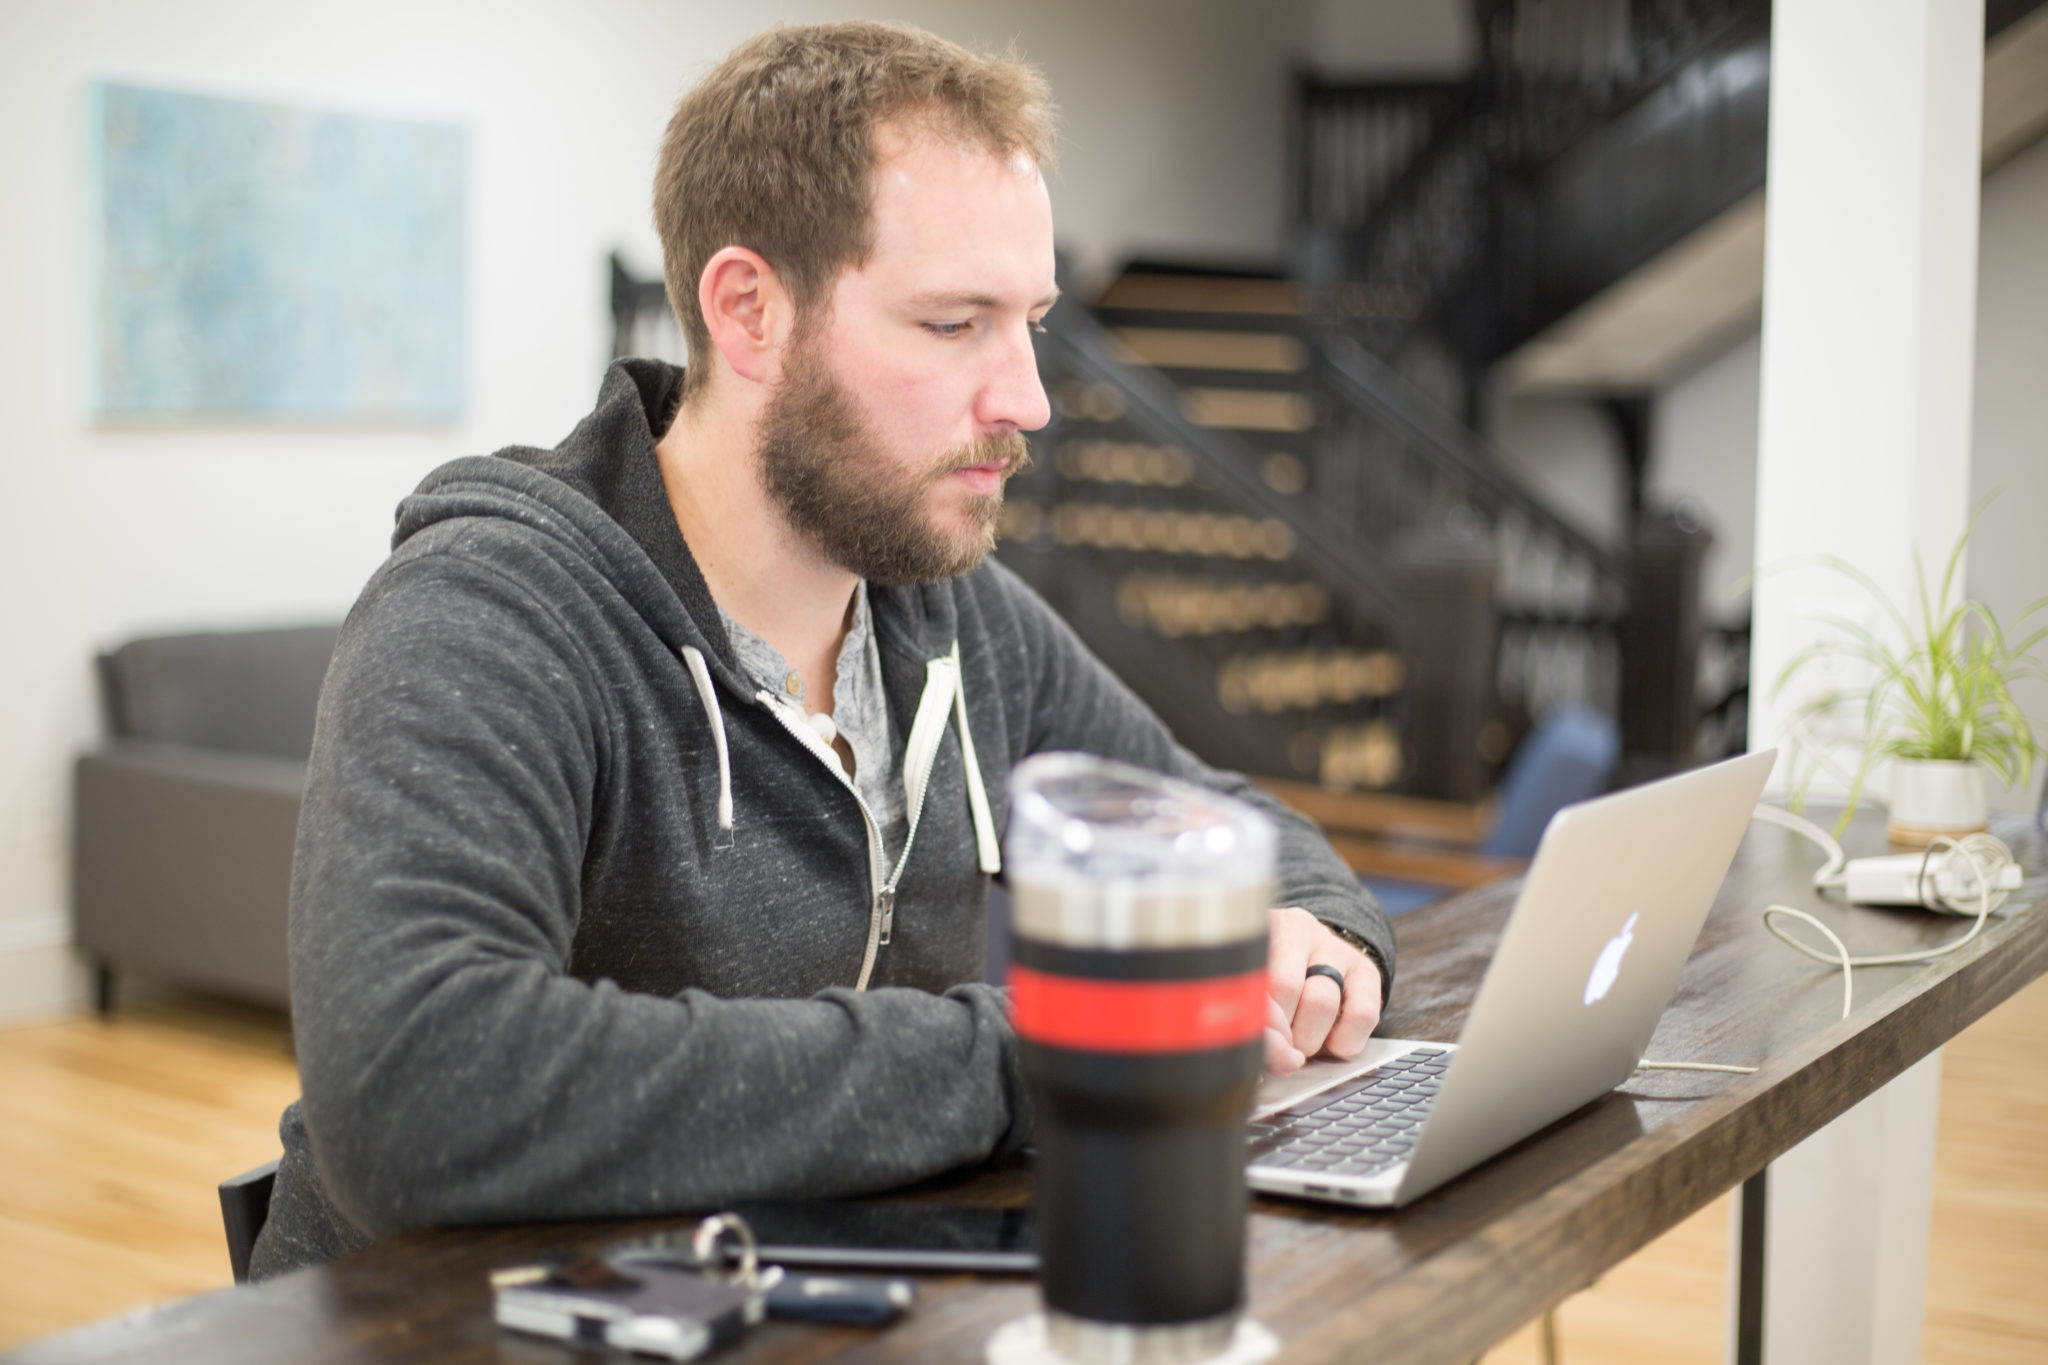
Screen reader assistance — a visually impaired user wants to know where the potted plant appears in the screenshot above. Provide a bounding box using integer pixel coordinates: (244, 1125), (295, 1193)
(1771, 500), (2047, 844)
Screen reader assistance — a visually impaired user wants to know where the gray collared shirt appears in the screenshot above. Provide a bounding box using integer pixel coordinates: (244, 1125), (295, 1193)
(718, 583), (908, 865)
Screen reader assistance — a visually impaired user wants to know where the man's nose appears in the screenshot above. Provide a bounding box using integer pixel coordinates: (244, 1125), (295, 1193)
(978, 322), (1053, 433)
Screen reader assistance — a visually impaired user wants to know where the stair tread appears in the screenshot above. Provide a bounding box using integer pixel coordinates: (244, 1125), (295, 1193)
(1093, 307), (1306, 335)
(1097, 275), (1304, 314)
(1180, 388), (1316, 433)
(1110, 327), (1309, 373)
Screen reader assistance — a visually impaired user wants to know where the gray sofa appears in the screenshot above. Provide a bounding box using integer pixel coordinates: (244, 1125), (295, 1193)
(72, 624), (340, 1012)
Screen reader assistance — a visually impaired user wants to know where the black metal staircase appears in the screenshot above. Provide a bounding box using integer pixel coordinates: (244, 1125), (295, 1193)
(1293, 0), (1773, 397)
(1004, 279), (1412, 792)
(1007, 264), (1636, 803)
(1297, 0), (2046, 379)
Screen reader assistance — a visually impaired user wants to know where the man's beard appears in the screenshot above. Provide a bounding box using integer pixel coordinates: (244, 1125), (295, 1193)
(756, 345), (1030, 586)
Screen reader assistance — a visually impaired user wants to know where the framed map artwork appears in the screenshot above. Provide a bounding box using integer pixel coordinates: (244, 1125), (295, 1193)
(88, 81), (467, 422)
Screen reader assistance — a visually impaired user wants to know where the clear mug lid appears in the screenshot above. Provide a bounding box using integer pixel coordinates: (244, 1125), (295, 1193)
(1004, 753), (1275, 948)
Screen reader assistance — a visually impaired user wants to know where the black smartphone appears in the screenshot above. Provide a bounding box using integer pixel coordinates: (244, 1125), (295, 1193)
(722, 1200), (1036, 1273)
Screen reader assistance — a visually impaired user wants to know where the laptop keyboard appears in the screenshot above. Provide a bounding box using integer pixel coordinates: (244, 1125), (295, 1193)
(1247, 1046), (1451, 1179)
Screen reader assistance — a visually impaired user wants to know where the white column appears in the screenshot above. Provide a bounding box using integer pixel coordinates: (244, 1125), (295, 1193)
(1749, 0), (1985, 784)
(1740, 2), (1982, 1361)
(1731, 1051), (1945, 1365)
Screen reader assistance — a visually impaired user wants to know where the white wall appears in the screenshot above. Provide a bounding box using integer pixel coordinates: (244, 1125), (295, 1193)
(1300, 0), (1476, 78)
(1649, 332), (1762, 620)
(966, 0), (1311, 285)
(1650, 131), (2048, 815)
(1488, 394), (1628, 547)
(0, 0), (1316, 1022)
(1962, 125), (2048, 817)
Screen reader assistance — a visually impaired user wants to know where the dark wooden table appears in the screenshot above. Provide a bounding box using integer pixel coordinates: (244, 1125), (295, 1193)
(15, 812), (2047, 1365)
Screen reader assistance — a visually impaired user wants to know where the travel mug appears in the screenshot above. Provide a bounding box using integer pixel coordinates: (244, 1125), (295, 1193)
(1005, 753), (1275, 1364)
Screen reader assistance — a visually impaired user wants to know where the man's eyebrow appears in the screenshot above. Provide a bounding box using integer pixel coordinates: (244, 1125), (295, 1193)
(909, 286), (1062, 311)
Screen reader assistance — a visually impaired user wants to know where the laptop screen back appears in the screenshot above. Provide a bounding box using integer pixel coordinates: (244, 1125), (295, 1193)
(1394, 749), (1777, 1202)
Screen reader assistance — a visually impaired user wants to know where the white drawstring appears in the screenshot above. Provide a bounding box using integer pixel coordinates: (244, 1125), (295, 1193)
(679, 646), (733, 834)
(681, 637), (996, 876)
(950, 643), (1001, 875)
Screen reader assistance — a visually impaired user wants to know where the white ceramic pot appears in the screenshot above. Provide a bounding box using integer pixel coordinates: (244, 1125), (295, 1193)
(1885, 758), (1989, 846)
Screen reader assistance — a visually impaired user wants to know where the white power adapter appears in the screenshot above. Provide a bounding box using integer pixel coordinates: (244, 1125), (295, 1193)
(1643, 809), (2029, 1072)
(1722, 809), (2030, 1041)
(1843, 850), (2023, 910)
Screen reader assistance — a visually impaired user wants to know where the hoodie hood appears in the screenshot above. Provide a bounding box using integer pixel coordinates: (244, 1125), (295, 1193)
(390, 358), (996, 867)
(393, 358), (966, 704)
(392, 360), (736, 685)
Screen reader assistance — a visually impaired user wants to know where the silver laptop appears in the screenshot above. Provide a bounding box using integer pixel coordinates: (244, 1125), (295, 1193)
(1247, 748), (1777, 1208)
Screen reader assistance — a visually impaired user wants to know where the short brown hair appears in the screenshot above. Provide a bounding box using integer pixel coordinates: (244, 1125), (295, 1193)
(653, 21), (1057, 403)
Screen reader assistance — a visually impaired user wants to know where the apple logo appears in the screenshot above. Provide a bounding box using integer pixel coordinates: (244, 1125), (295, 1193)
(1584, 912), (1639, 1006)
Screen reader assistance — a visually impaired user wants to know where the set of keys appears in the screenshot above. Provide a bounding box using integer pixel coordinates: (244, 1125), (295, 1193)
(492, 1212), (916, 1360)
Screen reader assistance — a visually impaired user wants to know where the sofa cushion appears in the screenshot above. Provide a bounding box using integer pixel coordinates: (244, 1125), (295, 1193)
(98, 625), (341, 761)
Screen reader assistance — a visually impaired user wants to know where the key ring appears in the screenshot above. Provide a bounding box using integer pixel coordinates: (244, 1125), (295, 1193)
(689, 1214), (761, 1288)
(600, 1213), (776, 1291)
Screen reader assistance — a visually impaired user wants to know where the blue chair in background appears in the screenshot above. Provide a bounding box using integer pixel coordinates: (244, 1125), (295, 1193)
(1359, 704), (1622, 916)
(1475, 704), (1624, 860)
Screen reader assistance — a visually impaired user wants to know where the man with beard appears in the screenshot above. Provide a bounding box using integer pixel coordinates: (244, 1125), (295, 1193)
(249, 21), (1393, 1278)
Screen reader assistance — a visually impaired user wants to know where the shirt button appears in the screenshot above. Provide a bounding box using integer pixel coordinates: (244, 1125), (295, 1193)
(784, 672), (804, 697)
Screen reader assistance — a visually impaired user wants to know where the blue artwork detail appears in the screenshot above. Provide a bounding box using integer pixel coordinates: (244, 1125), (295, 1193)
(90, 82), (467, 422)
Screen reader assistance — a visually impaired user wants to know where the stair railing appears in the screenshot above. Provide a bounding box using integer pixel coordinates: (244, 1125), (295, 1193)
(1312, 331), (1619, 582)
(1032, 300), (1410, 631)
(1305, 323), (1628, 733)
(1293, 77), (1468, 238)
(609, 253), (676, 363)
(1044, 271), (1644, 787)
(1296, 0), (1761, 357)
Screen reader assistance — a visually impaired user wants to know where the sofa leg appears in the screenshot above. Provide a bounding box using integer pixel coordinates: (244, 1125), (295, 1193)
(94, 960), (117, 1017)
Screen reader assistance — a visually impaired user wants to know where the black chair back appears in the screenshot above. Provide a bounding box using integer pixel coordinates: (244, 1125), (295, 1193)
(219, 1159), (280, 1284)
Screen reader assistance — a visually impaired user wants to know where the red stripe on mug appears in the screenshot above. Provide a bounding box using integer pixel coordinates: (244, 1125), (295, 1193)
(1008, 966), (1268, 1053)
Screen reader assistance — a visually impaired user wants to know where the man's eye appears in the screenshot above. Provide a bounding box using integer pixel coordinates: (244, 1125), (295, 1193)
(925, 321), (970, 338)
(1029, 317), (1049, 334)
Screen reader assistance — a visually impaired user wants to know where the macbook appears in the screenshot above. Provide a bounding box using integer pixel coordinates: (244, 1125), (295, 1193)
(1248, 748), (1777, 1207)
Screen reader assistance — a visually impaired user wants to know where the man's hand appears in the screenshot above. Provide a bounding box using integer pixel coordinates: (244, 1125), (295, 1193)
(1263, 906), (1382, 1078)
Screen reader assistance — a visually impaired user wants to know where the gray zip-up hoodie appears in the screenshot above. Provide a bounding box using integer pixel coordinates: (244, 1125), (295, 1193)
(248, 359), (1393, 1278)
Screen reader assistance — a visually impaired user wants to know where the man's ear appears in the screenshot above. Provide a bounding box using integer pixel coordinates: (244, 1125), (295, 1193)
(697, 246), (796, 387)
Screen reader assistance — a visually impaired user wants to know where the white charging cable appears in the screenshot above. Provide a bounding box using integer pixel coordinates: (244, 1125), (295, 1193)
(1638, 805), (2020, 1075)
(1756, 809), (2012, 1001)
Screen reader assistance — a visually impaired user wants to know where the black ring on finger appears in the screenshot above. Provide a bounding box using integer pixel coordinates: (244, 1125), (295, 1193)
(1303, 962), (1347, 1003)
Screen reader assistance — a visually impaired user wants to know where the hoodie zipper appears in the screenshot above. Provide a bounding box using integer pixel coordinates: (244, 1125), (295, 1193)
(757, 656), (956, 991)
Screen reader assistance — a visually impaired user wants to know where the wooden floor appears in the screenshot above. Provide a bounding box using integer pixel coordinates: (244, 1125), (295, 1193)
(1, 977), (2043, 1360)
(0, 995), (300, 1352)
